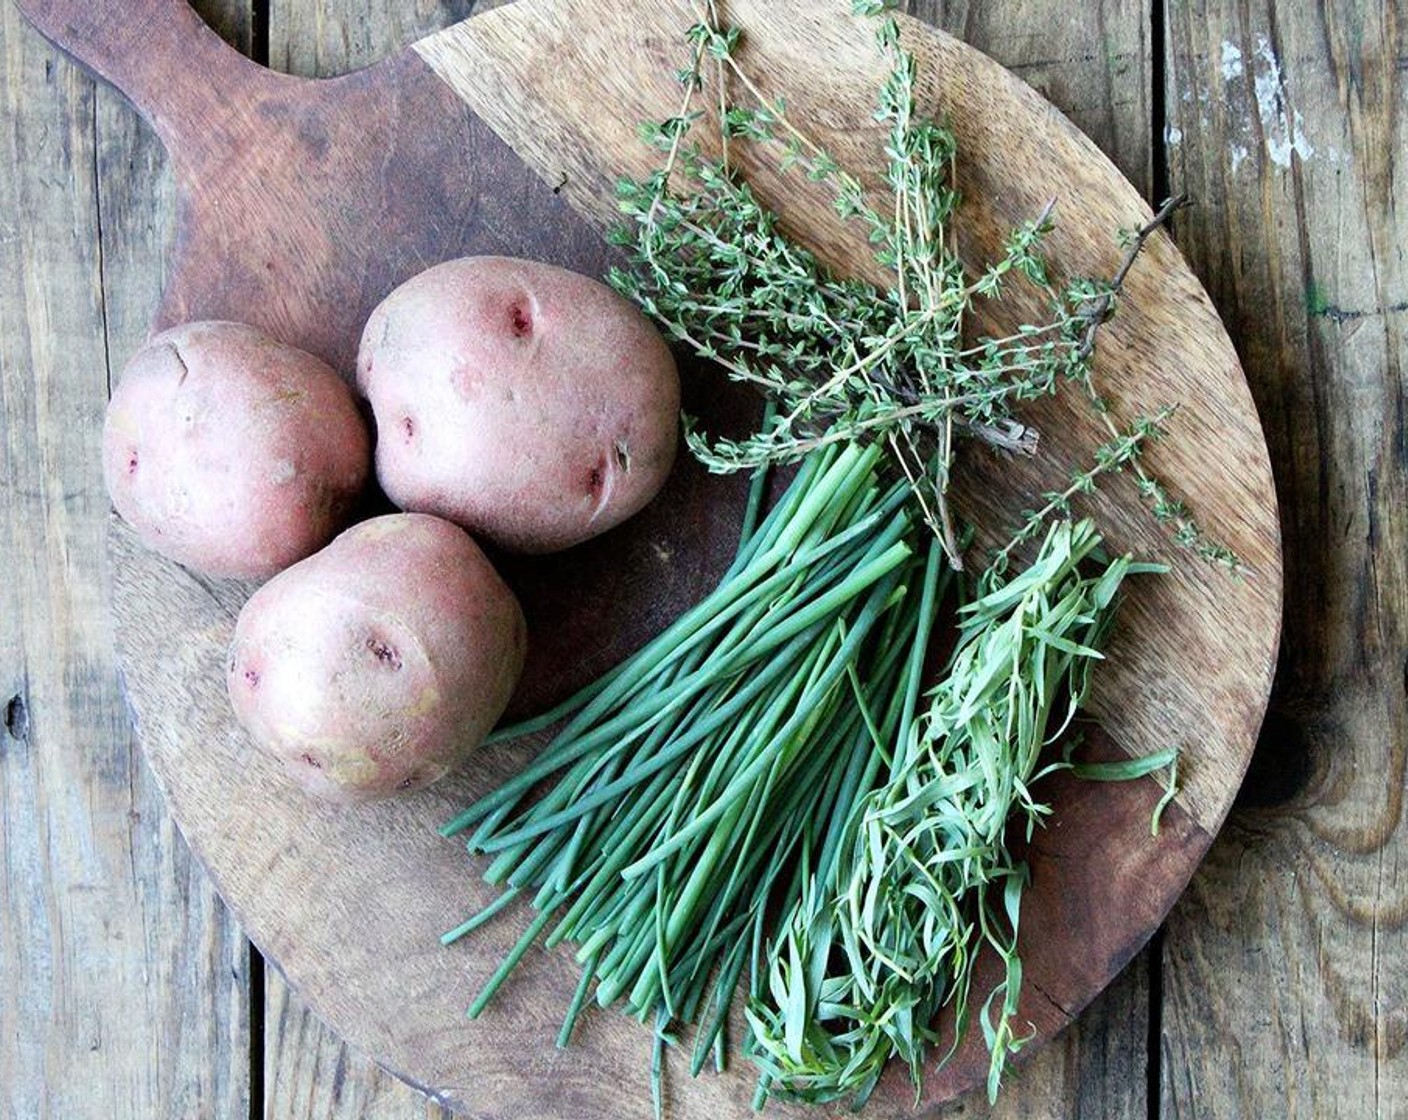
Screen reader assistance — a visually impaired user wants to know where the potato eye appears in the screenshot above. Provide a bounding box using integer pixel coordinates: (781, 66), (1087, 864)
(509, 302), (533, 339)
(365, 635), (403, 670)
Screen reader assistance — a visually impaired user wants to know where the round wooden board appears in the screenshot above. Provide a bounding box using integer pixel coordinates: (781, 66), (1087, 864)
(34, 0), (1281, 1113)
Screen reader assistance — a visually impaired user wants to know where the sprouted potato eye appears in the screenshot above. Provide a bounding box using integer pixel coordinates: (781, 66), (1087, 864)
(355, 256), (680, 554)
(226, 513), (526, 804)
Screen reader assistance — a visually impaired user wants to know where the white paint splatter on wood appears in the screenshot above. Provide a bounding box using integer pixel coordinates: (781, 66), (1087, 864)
(1189, 34), (1327, 173)
(1220, 41), (1243, 79)
(1251, 36), (1314, 167)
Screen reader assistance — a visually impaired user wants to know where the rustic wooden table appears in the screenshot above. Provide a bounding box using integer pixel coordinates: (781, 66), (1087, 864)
(1, 1), (1400, 1117)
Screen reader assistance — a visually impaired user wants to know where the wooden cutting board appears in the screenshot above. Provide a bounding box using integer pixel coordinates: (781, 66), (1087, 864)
(17, 0), (1282, 1115)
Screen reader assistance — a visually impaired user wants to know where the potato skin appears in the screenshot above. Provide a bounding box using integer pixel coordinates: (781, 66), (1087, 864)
(103, 321), (370, 580)
(356, 256), (679, 553)
(226, 513), (526, 803)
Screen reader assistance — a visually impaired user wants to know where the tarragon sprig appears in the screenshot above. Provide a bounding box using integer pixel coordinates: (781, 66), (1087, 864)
(746, 519), (1171, 1106)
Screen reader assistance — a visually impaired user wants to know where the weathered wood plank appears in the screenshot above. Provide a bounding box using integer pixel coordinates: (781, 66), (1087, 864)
(264, 972), (454, 1120)
(93, 0), (260, 1113)
(916, 955), (1151, 1120)
(1163, 2), (1406, 1117)
(907, 0), (1152, 197)
(0, 2), (252, 1117)
(269, 0), (476, 76)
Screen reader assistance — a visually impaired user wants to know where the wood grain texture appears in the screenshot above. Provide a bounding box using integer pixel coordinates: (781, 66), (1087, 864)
(264, 961), (451, 1120)
(925, 954), (1151, 1120)
(268, 0), (476, 77)
(908, 0), (1151, 198)
(1161, 3), (1407, 1118)
(0, 2), (251, 1117)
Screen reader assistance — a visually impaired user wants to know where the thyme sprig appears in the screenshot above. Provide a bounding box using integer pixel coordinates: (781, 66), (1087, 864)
(994, 407), (1174, 576)
(1064, 193), (1241, 571)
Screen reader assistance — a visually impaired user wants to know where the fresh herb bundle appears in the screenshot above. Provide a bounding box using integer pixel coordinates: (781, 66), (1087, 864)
(442, 501), (1166, 1108)
(746, 520), (1174, 1106)
(441, 443), (941, 1094)
(442, 1), (1203, 1111)
(609, 2), (1235, 571)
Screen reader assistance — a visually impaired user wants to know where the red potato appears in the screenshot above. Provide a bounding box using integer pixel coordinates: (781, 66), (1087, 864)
(227, 513), (526, 803)
(103, 321), (370, 580)
(356, 256), (679, 553)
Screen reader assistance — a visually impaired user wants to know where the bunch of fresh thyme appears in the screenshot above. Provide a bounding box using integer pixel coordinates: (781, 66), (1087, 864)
(609, 1), (1236, 571)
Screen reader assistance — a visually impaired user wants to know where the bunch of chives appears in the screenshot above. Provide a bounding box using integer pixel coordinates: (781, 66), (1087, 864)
(441, 440), (948, 1082)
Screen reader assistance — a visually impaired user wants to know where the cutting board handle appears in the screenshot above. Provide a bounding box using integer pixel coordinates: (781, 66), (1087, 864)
(15, 0), (266, 149)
